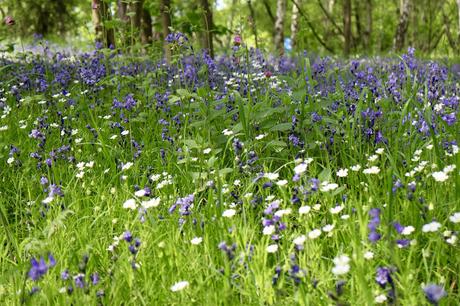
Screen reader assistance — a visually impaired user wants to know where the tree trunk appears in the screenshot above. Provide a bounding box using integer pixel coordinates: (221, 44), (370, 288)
(247, 0), (259, 49)
(354, 0), (362, 49)
(128, 0), (143, 45)
(141, 8), (153, 45)
(394, 0), (410, 51)
(92, 0), (115, 48)
(200, 0), (214, 58)
(160, 0), (172, 62)
(363, 0), (372, 50)
(274, 0), (287, 55)
(343, 0), (352, 56)
(291, 0), (300, 50)
(456, 0), (460, 45)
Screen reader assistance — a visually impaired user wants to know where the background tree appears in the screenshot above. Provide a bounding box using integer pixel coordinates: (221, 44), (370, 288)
(394, 0), (411, 51)
(274, 0), (287, 55)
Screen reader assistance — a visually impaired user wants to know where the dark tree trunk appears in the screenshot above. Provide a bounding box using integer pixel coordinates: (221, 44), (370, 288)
(247, 0), (259, 49)
(128, 0), (143, 45)
(394, 0), (410, 51)
(343, 0), (352, 56)
(274, 0), (287, 55)
(141, 8), (153, 45)
(354, 0), (362, 49)
(160, 0), (172, 62)
(200, 0), (214, 58)
(363, 0), (372, 50)
(92, 0), (115, 48)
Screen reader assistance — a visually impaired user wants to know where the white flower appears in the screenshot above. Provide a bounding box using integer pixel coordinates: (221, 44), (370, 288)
(203, 148), (212, 154)
(276, 179), (288, 186)
(401, 225), (415, 235)
(222, 129), (234, 136)
(422, 221), (441, 233)
(264, 172), (279, 180)
(121, 162), (134, 171)
(274, 209), (292, 217)
(322, 224), (335, 232)
(141, 197), (160, 209)
(443, 164), (456, 174)
(375, 148), (385, 155)
(363, 251), (374, 260)
(222, 209), (236, 218)
(449, 212), (460, 223)
(351, 164), (361, 171)
(42, 196), (54, 204)
(7, 157), (14, 164)
(368, 154), (379, 162)
(293, 235), (306, 246)
(299, 205), (311, 215)
(308, 229), (322, 239)
(375, 294), (387, 303)
(121, 130), (129, 136)
(255, 134), (267, 140)
(294, 163), (308, 175)
(320, 182), (339, 192)
(263, 225), (276, 235)
(123, 198), (137, 210)
(363, 166), (380, 174)
(336, 169), (348, 177)
(170, 280), (189, 292)
(76, 171), (85, 178)
(330, 205), (344, 214)
(134, 189), (146, 197)
(332, 254), (351, 275)
(190, 237), (203, 245)
(266, 244), (278, 253)
(432, 171), (449, 182)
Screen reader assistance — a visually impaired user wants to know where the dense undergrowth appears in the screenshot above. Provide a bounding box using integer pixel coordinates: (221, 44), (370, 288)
(0, 38), (459, 305)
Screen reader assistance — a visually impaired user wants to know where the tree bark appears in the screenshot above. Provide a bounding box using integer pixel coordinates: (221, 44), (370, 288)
(456, 0), (460, 45)
(291, 0), (300, 50)
(92, 0), (115, 48)
(363, 0), (372, 50)
(128, 0), (143, 45)
(141, 8), (153, 45)
(200, 0), (214, 58)
(160, 0), (172, 62)
(394, 0), (410, 51)
(247, 0), (259, 49)
(274, 0), (287, 55)
(343, 0), (352, 56)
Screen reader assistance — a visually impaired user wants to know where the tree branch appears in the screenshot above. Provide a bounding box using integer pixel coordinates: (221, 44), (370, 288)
(317, 0), (344, 37)
(290, 0), (334, 52)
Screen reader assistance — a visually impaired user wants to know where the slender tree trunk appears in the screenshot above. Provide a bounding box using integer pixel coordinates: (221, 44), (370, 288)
(291, 0), (300, 50)
(274, 0), (287, 55)
(92, 0), (115, 48)
(160, 0), (172, 62)
(141, 8), (153, 45)
(247, 0), (259, 49)
(343, 0), (352, 56)
(353, 0), (362, 49)
(363, 0), (372, 50)
(128, 0), (143, 46)
(200, 0), (214, 58)
(394, 0), (410, 51)
(456, 0), (460, 45)
(263, 0), (276, 24)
